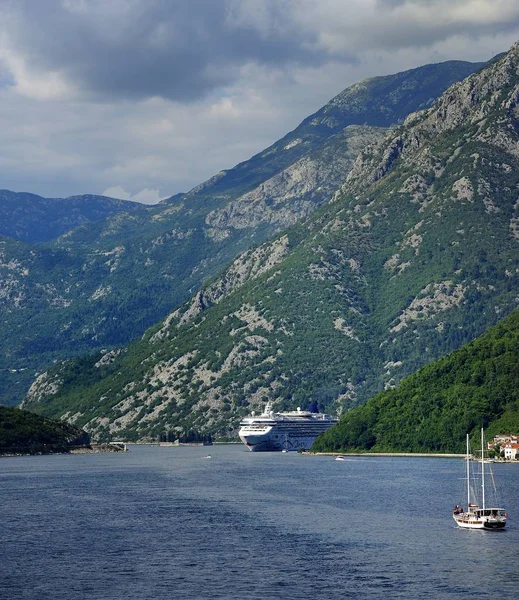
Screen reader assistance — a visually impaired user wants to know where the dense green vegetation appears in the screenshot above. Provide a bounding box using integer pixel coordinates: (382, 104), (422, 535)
(312, 310), (519, 454)
(0, 406), (89, 455)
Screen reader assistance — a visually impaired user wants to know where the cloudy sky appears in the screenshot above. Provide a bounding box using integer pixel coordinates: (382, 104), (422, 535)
(0, 0), (518, 203)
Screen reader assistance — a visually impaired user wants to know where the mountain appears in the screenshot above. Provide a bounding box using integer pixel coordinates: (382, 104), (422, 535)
(0, 405), (89, 455)
(311, 310), (519, 454)
(20, 46), (519, 442)
(166, 59), (485, 216)
(0, 190), (146, 243)
(0, 60), (483, 405)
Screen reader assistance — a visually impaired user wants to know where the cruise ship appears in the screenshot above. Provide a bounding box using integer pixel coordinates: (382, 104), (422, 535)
(238, 401), (338, 452)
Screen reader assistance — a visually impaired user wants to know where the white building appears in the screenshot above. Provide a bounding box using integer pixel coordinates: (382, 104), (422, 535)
(503, 442), (519, 460)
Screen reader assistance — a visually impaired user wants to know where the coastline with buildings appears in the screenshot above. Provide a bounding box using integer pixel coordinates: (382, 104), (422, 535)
(487, 434), (519, 461)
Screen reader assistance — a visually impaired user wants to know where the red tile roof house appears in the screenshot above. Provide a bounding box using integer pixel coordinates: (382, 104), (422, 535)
(503, 442), (519, 460)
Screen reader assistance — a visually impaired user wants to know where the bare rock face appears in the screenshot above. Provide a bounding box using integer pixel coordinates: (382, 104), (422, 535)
(205, 125), (386, 234)
(390, 281), (467, 333)
(347, 44), (519, 195)
(151, 234), (291, 342)
(179, 235), (291, 325)
(22, 372), (63, 407)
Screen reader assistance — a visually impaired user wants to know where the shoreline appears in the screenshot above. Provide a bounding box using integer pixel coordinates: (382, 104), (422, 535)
(307, 452), (519, 462)
(306, 451), (466, 458)
(1, 443), (127, 458)
(70, 443), (128, 454)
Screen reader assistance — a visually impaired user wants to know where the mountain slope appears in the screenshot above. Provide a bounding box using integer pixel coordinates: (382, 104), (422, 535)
(0, 190), (146, 243)
(0, 60), (482, 405)
(21, 46), (519, 441)
(311, 310), (519, 454)
(179, 59), (485, 205)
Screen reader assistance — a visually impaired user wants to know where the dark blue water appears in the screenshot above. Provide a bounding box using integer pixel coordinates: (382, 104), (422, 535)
(1, 445), (518, 600)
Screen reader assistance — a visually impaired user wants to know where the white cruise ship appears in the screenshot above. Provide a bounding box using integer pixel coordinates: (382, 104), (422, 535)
(238, 401), (338, 452)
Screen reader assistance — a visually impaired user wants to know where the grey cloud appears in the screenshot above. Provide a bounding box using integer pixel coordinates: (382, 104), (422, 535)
(376, 0), (501, 8)
(363, 22), (519, 54)
(4, 0), (519, 103)
(2, 0), (326, 102)
(333, 1), (519, 54)
(1, 0), (518, 203)
(376, 0), (406, 7)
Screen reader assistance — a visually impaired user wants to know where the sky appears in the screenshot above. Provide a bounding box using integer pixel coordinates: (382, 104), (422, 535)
(0, 0), (518, 204)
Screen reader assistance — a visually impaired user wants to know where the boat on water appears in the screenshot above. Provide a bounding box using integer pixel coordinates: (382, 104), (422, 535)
(238, 401), (337, 452)
(453, 428), (508, 530)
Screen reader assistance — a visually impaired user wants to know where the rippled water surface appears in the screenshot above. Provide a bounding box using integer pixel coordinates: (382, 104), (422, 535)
(1, 444), (518, 600)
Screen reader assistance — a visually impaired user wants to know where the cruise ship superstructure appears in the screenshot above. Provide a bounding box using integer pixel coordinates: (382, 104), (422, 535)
(238, 401), (338, 452)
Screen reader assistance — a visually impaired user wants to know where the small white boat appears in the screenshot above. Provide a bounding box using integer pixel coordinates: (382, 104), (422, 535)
(452, 428), (508, 530)
(335, 456), (345, 461)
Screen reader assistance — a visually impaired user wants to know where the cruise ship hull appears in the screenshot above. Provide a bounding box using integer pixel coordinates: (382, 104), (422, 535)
(240, 435), (280, 452)
(240, 430), (319, 452)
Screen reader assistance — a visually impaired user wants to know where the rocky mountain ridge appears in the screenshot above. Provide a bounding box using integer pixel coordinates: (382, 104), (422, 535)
(21, 46), (519, 441)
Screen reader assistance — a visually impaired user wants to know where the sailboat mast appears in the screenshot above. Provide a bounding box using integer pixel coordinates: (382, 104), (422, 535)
(466, 433), (470, 509)
(481, 427), (485, 511)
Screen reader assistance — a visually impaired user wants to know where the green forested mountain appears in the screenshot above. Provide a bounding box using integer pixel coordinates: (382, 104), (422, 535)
(21, 45), (519, 443)
(0, 60), (482, 405)
(0, 190), (146, 243)
(312, 310), (519, 454)
(0, 405), (89, 455)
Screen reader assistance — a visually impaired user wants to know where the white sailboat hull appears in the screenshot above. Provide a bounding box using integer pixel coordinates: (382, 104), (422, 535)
(453, 429), (508, 530)
(453, 513), (507, 530)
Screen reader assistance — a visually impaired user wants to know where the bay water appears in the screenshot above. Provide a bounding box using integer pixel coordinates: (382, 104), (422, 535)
(1, 444), (518, 599)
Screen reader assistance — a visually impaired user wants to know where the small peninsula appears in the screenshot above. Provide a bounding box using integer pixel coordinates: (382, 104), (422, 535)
(0, 406), (90, 456)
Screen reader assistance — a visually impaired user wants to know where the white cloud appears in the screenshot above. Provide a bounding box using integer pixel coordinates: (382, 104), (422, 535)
(0, 46), (74, 100)
(101, 186), (131, 201)
(131, 189), (163, 204)
(102, 185), (163, 205)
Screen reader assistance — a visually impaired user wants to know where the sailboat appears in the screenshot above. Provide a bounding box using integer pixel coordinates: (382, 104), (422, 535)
(453, 428), (508, 530)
